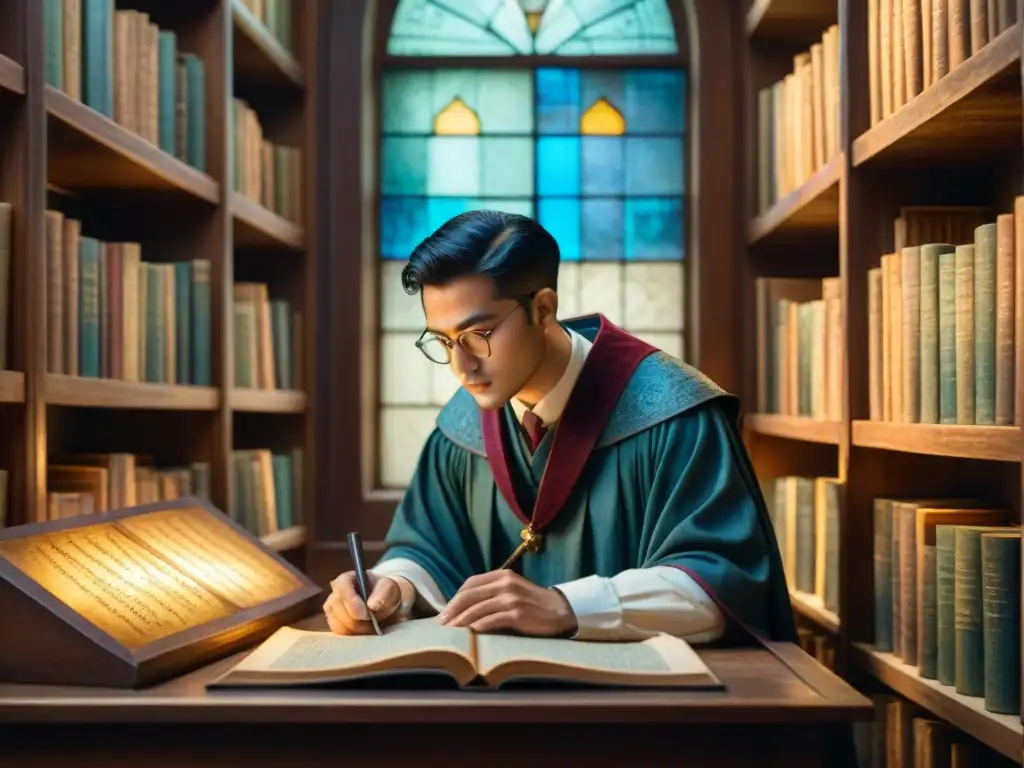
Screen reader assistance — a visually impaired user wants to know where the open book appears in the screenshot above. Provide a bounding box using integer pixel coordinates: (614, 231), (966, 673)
(208, 618), (723, 690)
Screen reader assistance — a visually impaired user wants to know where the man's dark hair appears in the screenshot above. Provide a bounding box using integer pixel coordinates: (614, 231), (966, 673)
(401, 210), (560, 302)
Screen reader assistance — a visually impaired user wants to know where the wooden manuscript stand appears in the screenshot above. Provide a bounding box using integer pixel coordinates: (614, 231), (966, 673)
(0, 497), (322, 689)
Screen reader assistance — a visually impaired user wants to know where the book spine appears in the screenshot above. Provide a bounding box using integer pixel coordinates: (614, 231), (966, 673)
(935, 524), (957, 685)
(174, 261), (191, 385)
(954, 244), (975, 424)
(918, 541), (939, 678)
(82, 0), (113, 117)
(78, 237), (100, 378)
(796, 477), (815, 593)
(938, 249), (957, 423)
(973, 223), (996, 424)
(874, 499), (893, 651)
(191, 260), (211, 386)
(898, 505), (918, 663)
(45, 0), (64, 89)
(919, 244), (949, 422)
(184, 55), (206, 172)
(981, 533), (1021, 714)
(993, 214), (1015, 425)
(931, 0), (949, 81)
(954, 527), (985, 696)
(901, 247), (921, 422)
(157, 31), (177, 155)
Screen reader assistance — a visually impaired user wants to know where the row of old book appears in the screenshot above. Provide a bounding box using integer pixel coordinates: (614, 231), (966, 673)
(42, 448), (302, 540)
(233, 98), (303, 224)
(867, 202), (1021, 426)
(868, 0), (1017, 128)
(873, 497), (1021, 716)
(755, 24), (840, 213)
(761, 475), (841, 621)
(237, 0), (296, 53)
(44, 210), (213, 385)
(753, 276), (843, 420)
(44, 0), (206, 172)
(234, 283), (300, 391)
(862, 692), (1017, 767)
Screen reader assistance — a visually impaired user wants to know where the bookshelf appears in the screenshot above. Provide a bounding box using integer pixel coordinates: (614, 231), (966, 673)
(743, 0), (1023, 762)
(0, 0), (316, 563)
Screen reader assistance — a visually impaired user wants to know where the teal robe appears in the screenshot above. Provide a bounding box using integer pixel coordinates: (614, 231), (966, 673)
(377, 315), (796, 644)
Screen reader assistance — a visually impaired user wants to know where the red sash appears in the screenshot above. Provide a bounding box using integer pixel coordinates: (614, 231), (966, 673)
(480, 316), (656, 532)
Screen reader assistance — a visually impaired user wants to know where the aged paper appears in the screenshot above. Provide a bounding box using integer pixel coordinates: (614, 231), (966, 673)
(0, 523), (233, 648)
(116, 506), (303, 607)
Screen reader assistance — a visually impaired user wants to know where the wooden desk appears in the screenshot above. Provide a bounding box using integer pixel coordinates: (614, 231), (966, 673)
(0, 617), (873, 768)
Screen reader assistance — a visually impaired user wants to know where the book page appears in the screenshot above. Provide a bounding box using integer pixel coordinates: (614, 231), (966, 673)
(226, 618), (473, 674)
(476, 633), (714, 681)
(115, 505), (304, 608)
(0, 523), (234, 648)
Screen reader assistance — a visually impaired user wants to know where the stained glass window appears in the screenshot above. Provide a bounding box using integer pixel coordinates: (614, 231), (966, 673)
(387, 0), (679, 56)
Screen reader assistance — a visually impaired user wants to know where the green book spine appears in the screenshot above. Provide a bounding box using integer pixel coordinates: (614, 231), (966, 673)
(898, 504), (918, 664)
(919, 541), (939, 678)
(981, 532), (1021, 714)
(145, 263), (165, 383)
(954, 526), (1000, 696)
(44, 0), (63, 89)
(272, 453), (294, 529)
(270, 299), (291, 389)
(936, 524), (957, 685)
(175, 62), (189, 162)
(919, 244), (952, 423)
(78, 237), (100, 378)
(234, 304), (255, 387)
(824, 481), (840, 613)
(973, 223), (997, 424)
(874, 499), (893, 652)
(795, 477), (815, 593)
(938, 249), (958, 423)
(798, 303), (811, 416)
(82, 0), (113, 117)
(157, 31), (178, 154)
(891, 501), (902, 655)
(901, 247), (921, 423)
(191, 260), (211, 386)
(173, 262), (191, 385)
(182, 55), (206, 172)
(954, 244), (975, 424)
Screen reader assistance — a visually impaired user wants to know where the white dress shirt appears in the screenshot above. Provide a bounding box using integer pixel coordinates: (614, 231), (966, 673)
(371, 327), (726, 643)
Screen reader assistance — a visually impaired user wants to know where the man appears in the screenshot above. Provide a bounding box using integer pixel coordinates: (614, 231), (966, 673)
(324, 210), (795, 644)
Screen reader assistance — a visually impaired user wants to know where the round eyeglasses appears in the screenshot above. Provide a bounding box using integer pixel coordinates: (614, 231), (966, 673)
(415, 303), (524, 365)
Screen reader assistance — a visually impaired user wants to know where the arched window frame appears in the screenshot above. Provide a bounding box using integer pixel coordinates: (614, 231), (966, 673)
(315, 0), (743, 550)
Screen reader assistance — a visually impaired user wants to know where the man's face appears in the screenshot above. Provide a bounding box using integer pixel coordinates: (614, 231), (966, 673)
(420, 276), (546, 410)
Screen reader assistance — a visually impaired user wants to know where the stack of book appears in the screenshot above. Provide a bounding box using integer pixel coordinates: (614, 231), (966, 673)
(232, 98), (302, 223)
(233, 282), (297, 390)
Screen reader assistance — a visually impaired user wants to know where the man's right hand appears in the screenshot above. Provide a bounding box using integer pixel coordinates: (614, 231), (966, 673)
(323, 572), (403, 635)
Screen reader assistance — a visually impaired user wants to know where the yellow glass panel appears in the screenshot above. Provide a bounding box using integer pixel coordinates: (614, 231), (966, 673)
(580, 97), (626, 135)
(434, 97), (481, 135)
(526, 12), (543, 33)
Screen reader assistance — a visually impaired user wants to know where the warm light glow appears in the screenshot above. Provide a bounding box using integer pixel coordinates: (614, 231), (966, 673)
(581, 97), (626, 135)
(434, 97), (482, 135)
(526, 11), (543, 33)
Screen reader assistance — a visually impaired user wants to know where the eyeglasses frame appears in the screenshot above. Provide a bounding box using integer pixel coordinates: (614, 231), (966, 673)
(414, 293), (537, 365)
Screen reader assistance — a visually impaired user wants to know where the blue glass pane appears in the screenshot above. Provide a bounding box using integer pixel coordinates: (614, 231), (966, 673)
(382, 69), (533, 134)
(581, 138), (623, 195)
(381, 198), (429, 259)
(426, 198), (470, 232)
(482, 137), (534, 196)
(539, 198), (581, 261)
(537, 137), (580, 195)
(625, 137), (683, 195)
(582, 199), (623, 260)
(580, 72), (625, 126)
(536, 68), (580, 133)
(625, 70), (685, 133)
(381, 137), (427, 195)
(624, 198), (683, 260)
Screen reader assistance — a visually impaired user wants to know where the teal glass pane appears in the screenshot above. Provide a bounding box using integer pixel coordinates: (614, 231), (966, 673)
(381, 198), (428, 259)
(539, 198), (580, 260)
(382, 69), (533, 135)
(625, 70), (685, 133)
(582, 199), (623, 260)
(625, 137), (683, 195)
(581, 137), (623, 195)
(624, 198), (683, 260)
(537, 137), (580, 195)
(381, 137), (427, 195)
(427, 137), (480, 195)
(423, 137), (534, 196)
(535, 68), (580, 133)
(482, 137), (534, 196)
(388, 0), (677, 57)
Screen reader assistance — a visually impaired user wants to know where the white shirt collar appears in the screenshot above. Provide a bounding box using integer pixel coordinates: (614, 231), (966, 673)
(510, 327), (592, 427)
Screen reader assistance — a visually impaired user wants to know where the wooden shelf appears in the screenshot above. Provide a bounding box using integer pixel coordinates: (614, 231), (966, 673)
(852, 25), (1022, 167)
(261, 525), (306, 552)
(46, 375), (219, 411)
(746, 413), (842, 444)
(46, 86), (220, 203)
(0, 371), (24, 404)
(851, 420), (1022, 462)
(231, 193), (304, 250)
(790, 590), (840, 633)
(232, 0), (303, 90)
(745, 0), (837, 45)
(852, 643), (1022, 762)
(748, 154), (842, 245)
(231, 387), (307, 414)
(0, 53), (24, 95)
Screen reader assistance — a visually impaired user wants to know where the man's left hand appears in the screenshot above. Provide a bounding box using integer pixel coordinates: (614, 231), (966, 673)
(437, 570), (577, 637)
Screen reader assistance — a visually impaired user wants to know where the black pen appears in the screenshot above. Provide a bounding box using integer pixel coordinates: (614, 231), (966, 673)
(347, 531), (383, 636)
